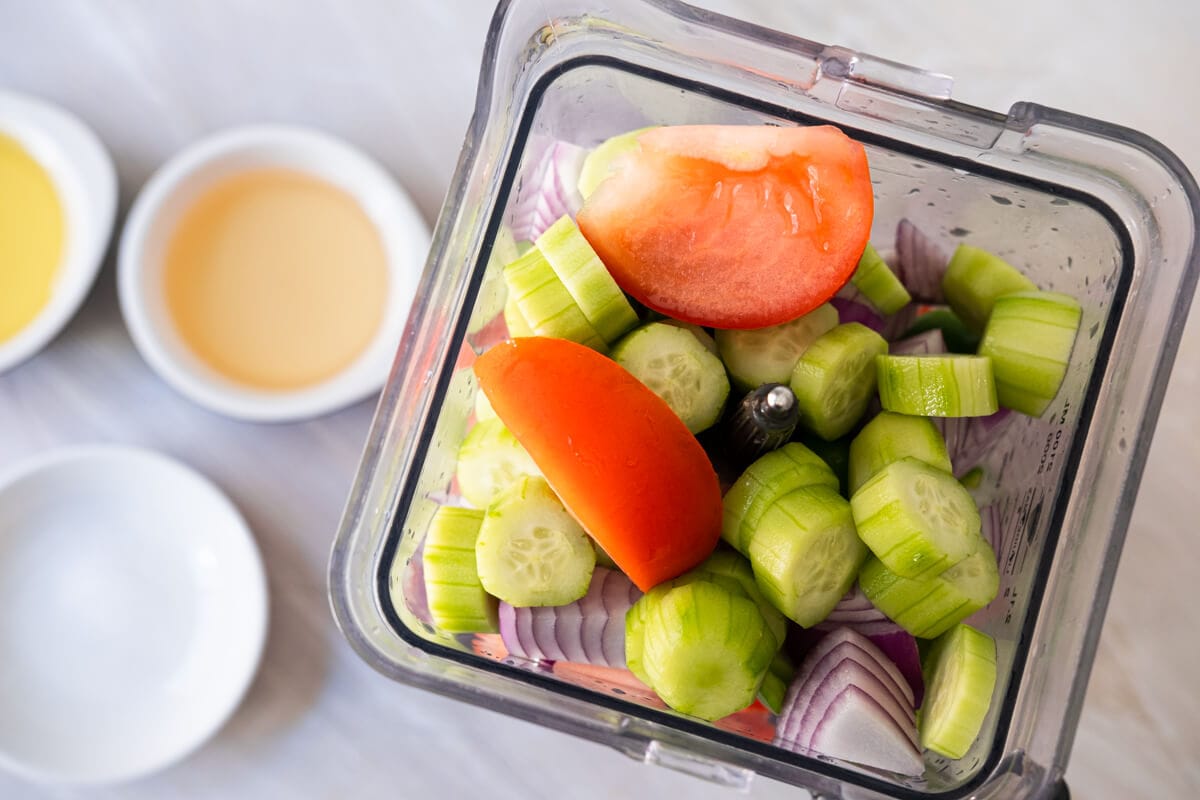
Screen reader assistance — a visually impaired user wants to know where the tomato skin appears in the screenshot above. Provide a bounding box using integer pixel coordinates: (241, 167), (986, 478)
(577, 125), (873, 330)
(474, 337), (722, 591)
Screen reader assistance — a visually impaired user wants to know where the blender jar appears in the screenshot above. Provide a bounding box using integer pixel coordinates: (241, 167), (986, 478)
(329, 1), (1200, 797)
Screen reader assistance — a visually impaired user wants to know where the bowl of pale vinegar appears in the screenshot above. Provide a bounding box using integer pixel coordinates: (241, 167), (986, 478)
(118, 125), (429, 422)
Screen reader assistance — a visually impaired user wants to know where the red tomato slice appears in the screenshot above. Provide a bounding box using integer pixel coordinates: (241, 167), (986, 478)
(474, 337), (722, 591)
(577, 125), (873, 329)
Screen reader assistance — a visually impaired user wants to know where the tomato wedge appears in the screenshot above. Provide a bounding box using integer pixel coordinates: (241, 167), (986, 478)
(577, 124), (873, 329)
(474, 337), (722, 591)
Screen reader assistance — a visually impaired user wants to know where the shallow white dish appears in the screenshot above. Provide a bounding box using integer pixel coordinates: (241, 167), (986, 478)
(118, 125), (430, 422)
(0, 90), (118, 375)
(0, 446), (267, 785)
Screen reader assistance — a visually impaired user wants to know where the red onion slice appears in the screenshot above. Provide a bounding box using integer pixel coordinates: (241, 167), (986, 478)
(830, 296), (885, 333)
(889, 329), (948, 356)
(894, 218), (951, 303)
(507, 136), (587, 242)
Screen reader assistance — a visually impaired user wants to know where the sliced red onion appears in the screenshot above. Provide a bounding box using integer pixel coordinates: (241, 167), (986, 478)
(894, 218), (950, 302)
(889, 328), (947, 355)
(880, 302), (922, 342)
(403, 540), (433, 627)
(822, 585), (888, 625)
(856, 624), (924, 709)
(830, 296), (885, 333)
(507, 136), (587, 242)
(808, 687), (925, 776)
(937, 408), (1017, 478)
(775, 628), (923, 776)
(498, 567), (640, 669)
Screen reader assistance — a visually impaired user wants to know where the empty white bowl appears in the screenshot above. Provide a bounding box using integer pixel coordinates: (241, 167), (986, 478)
(118, 125), (430, 422)
(0, 90), (117, 375)
(0, 446), (267, 784)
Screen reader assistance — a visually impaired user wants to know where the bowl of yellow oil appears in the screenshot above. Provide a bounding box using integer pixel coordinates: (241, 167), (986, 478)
(118, 126), (429, 421)
(0, 90), (117, 374)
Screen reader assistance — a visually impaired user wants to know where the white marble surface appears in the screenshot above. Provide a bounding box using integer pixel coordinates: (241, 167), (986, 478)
(1, 1), (1198, 798)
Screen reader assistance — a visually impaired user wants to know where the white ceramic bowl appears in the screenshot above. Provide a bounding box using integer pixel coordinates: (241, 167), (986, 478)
(118, 125), (430, 422)
(0, 90), (117, 375)
(0, 446), (267, 785)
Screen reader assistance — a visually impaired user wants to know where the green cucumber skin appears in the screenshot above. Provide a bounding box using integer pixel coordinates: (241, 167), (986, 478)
(503, 248), (608, 351)
(876, 355), (999, 418)
(849, 411), (952, 495)
(941, 244), (1037, 332)
(722, 443), (839, 553)
(423, 506), (499, 634)
(859, 538), (998, 639)
(612, 322), (730, 434)
(978, 290), (1081, 417)
(747, 485), (867, 627)
(789, 323), (889, 441)
(852, 243), (912, 315)
(578, 127), (655, 199)
(920, 623), (998, 759)
(455, 418), (542, 509)
(641, 581), (777, 721)
(536, 215), (639, 344)
(681, 549), (787, 650)
(850, 457), (981, 581)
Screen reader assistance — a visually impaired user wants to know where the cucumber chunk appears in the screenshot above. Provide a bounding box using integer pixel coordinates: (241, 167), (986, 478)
(612, 322), (730, 434)
(536, 215), (639, 343)
(789, 322), (889, 440)
(503, 295), (534, 337)
(747, 485), (868, 627)
(919, 624), (998, 759)
(977, 290), (1081, 417)
(474, 388), (498, 422)
(851, 243), (912, 315)
(641, 581), (777, 721)
(475, 476), (596, 607)
(684, 549), (788, 650)
(661, 319), (719, 355)
(758, 650), (795, 715)
(578, 127), (654, 199)
(468, 227), (517, 334)
(850, 457), (981, 580)
(423, 506), (499, 633)
(722, 443), (839, 553)
(716, 304), (838, 393)
(455, 418), (541, 508)
(849, 411), (952, 495)
(941, 245), (1036, 332)
(876, 355), (998, 417)
(859, 537), (999, 639)
(502, 247), (608, 351)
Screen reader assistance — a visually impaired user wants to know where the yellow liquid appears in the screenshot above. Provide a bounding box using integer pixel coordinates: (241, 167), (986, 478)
(165, 168), (388, 390)
(0, 132), (65, 344)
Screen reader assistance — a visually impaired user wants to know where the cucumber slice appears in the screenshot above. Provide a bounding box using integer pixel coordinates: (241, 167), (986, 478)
(612, 322), (730, 434)
(758, 650), (795, 715)
(722, 443), (839, 553)
(685, 549), (787, 650)
(941, 245), (1036, 332)
(503, 295), (534, 337)
(536, 215), (639, 343)
(716, 304), (838, 392)
(859, 537), (999, 639)
(747, 485), (868, 627)
(849, 411), (952, 495)
(851, 243), (912, 315)
(641, 580), (777, 720)
(919, 624), (998, 759)
(502, 247), (608, 351)
(422, 506), (499, 633)
(624, 588), (654, 685)
(475, 475), (596, 606)
(661, 319), (719, 355)
(455, 417), (541, 508)
(789, 323), (889, 441)
(578, 127), (654, 199)
(903, 308), (980, 354)
(977, 290), (1081, 417)
(850, 457), (981, 580)
(876, 355), (998, 417)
